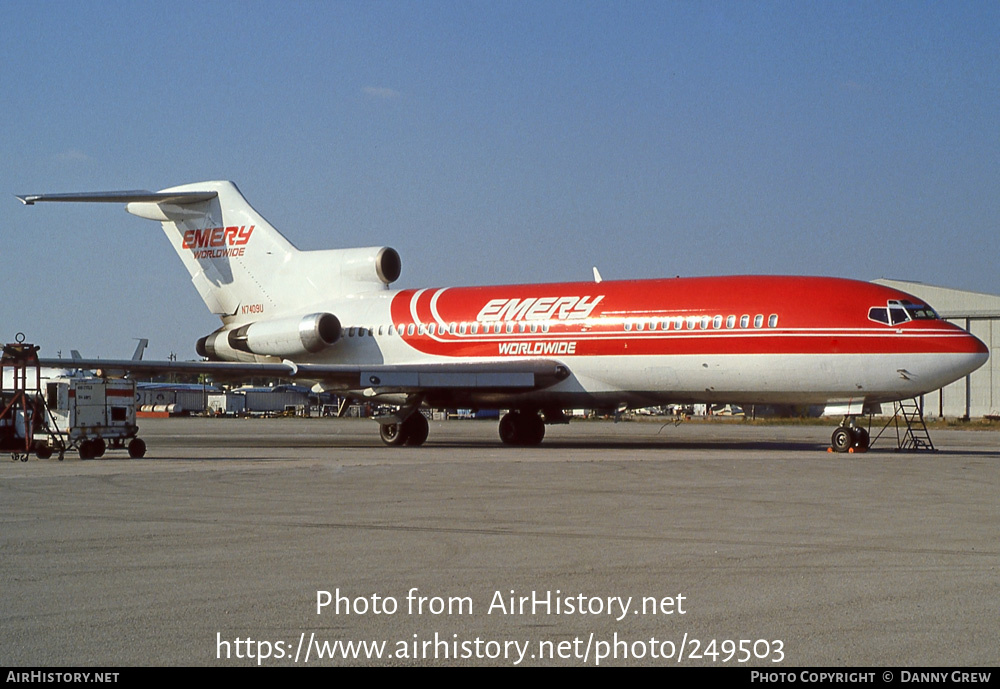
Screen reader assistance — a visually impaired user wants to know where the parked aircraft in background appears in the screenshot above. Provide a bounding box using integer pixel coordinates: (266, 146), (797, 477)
(18, 182), (988, 451)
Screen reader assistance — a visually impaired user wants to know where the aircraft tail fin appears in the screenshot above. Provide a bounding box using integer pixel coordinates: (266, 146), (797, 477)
(131, 339), (148, 361)
(18, 181), (401, 324)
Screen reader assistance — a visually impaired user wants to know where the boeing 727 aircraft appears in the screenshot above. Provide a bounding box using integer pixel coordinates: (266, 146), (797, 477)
(18, 181), (989, 451)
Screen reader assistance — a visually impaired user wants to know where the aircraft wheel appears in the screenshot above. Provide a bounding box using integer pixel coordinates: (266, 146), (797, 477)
(499, 411), (545, 446)
(403, 413), (429, 446)
(379, 423), (409, 446)
(830, 427), (852, 453)
(94, 438), (107, 458)
(851, 427), (870, 452)
(499, 412), (522, 445)
(127, 438), (146, 459)
(521, 413), (545, 446)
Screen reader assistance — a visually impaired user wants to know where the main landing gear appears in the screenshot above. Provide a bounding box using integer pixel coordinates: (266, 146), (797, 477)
(830, 419), (869, 453)
(379, 412), (429, 447)
(377, 409), (549, 447)
(499, 410), (545, 446)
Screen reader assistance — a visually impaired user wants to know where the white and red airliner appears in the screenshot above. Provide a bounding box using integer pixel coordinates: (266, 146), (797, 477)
(19, 181), (988, 451)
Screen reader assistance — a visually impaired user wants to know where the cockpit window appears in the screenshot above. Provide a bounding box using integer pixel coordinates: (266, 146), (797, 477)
(899, 300), (938, 320)
(868, 307), (889, 325)
(869, 300), (939, 326)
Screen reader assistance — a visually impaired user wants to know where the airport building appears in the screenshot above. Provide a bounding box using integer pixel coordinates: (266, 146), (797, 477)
(874, 279), (1000, 419)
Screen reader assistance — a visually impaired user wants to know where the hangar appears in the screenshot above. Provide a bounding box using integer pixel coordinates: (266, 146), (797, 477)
(874, 279), (999, 419)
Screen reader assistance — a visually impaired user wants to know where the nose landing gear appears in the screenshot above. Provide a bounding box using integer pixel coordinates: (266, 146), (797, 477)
(830, 421), (870, 453)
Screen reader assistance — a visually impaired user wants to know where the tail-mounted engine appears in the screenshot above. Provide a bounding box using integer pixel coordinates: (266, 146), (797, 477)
(197, 312), (342, 360)
(331, 246), (401, 286)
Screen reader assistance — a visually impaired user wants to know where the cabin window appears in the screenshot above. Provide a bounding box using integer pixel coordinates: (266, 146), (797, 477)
(712, 315), (723, 329)
(740, 315), (750, 328)
(768, 314), (778, 328)
(726, 315), (736, 328)
(753, 315), (764, 328)
(407, 324), (415, 336)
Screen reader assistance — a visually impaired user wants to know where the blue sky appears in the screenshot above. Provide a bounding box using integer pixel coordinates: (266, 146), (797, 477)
(2, 1), (997, 359)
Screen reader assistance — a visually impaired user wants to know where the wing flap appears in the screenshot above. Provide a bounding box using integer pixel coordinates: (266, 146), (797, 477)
(360, 369), (536, 392)
(38, 358), (570, 393)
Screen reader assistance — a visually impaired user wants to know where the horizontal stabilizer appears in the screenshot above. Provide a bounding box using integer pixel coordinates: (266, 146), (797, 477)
(16, 190), (218, 206)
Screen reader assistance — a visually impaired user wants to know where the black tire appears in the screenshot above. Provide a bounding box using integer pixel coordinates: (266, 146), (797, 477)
(499, 413), (521, 445)
(379, 423), (408, 446)
(35, 444), (53, 460)
(94, 438), (107, 458)
(127, 438), (146, 459)
(521, 413), (545, 446)
(831, 427), (852, 453)
(79, 440), (94, 460)
(499, 411), (545, 446)
(851, 427), (870, 451)
(403, 413), (429, 446)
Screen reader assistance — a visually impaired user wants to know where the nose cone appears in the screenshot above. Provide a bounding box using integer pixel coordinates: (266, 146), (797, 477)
(968, 333), (989, 368)
(947, 329), (989, 381)
(902, 323), (990, 395)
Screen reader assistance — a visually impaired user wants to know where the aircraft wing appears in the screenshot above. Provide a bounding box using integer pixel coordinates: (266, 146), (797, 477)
(36, 357), (571, 395)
